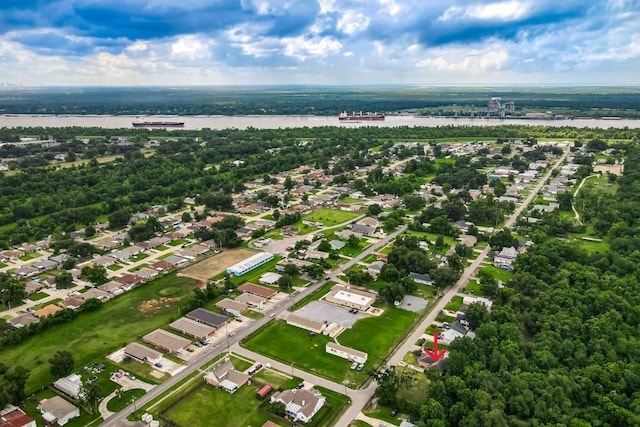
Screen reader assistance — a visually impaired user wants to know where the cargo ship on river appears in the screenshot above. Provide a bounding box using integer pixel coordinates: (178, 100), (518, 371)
(338, 111), (385, 121)
(132, 120), (185, 128)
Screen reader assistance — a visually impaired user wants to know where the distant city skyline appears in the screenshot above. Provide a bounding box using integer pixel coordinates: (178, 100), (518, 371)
(1, 0), (639, 86)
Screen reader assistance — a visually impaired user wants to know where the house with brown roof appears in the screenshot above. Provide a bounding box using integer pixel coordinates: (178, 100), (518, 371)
(151, 260), (173, 271)
(238, 283), (277, 299)
(143, 329), (191, 353)
(287, 314), (326, 334)
(34, 305), (63, 318)
(235, 293), (266, 309)
(123, 342), (162, 364)
(215, 298), (248, 317)
(81, 288), (111, 301)
(204, 359), (249, 393)
(58, 296), (85, 310)
(116, 274), (144, 288)
(0, 406), (36, 427)
(8, 313), (39, 329)
(24, 281), (45, 295)
(270, 388), (325, 423)
(98, 280), (126, 295)
(169, 317), (216, 340)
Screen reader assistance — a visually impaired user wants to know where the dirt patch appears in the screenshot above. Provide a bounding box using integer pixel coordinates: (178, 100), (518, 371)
(137, 297), (179, 316)
(180, 248), (255, 281)
(594, 164), (623, 175)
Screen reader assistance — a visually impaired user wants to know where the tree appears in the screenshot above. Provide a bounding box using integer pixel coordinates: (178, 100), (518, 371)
(557, 192), (573, 211)
(430, 267), (459, 288)
(272, 209), (281, 221)
(346, 270), (373, 286)
(379, 283), (405, 304)
(403, 194), (426, 211)
(284, 175), (295, 190)
(368, 204), (383, 216)
(49, 351), (74, 379)
(283, 263), (300, 277)
(181, 211), (192, 222)
(81, 265), (108, 286)
(108, 209), (130, 229)
(56, 271), (74, 289)
(348, 234), (360, 248)
(465, 302), (489, 329)
(0, 273), (25, 309)
(84, 225), (96, 238)
(80, 379), (101, 413)
(0, 363), (29, 408)
(375, 367), (413, 407)
(303, 263), (325, 279)
(318, 240), (332, 252)
(278, 274), (293, 292)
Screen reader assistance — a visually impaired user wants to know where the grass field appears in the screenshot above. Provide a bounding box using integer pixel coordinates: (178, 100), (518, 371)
(164, 382), (287, 427)
(303, 208), (361, 226)
(19, 252), (42, 261)
(107, 388), (146, 412)
(244, 306), (417, 383)
(444, 295), (464, 311)
(26, 291), (49, 301)
(181, 248), (255, 281)
(480, 265), (512, 283)
(0, 272), (198, 393)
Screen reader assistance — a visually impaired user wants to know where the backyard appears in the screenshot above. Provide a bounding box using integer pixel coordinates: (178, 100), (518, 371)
(0, 272), (198, 393)
(303, 208), (361, 227)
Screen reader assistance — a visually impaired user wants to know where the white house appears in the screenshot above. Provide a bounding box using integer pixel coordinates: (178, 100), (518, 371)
(38, 396), (79, 426)
(326, 342), (368, 364)
(270, 388), (325, 423)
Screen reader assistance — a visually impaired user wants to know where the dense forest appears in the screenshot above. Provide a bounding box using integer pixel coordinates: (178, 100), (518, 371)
(415, 146), (640, 426)
(1, 87), (640, 117)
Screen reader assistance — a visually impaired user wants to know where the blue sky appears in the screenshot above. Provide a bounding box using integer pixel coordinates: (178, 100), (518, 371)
(0, 0), (639, 86)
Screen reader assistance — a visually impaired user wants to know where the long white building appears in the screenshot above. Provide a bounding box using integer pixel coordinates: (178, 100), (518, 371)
(226, 252), (274, 276)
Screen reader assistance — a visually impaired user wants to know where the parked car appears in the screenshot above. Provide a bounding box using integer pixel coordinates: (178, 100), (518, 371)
(391, 408), (399, 417)
(154, 362), (163, 368)
(350, 361), (359, 370)
(194, 341), (203, 347)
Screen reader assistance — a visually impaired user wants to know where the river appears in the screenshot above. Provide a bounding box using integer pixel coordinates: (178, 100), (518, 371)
(0, 114), (638, 129)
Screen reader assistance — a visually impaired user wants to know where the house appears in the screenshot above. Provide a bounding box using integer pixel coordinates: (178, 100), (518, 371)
(493, 246), (518, 270)
(98, 280), (126, 296)
(169, 317), (216, 340)
(53, 374), (83, 399)
(186, 308), (230, 328)
(12, 267), (39, 279)
(49, 253), (72, 265)
(463, 295), (494, 310)
(215, 299), (248, 317)
(238, 283), (277, 299)
(286, 314), (326, 334)
(270, 388), (325, 423)
(8, 313), (39, 328)
(0, 406), (36, 427)
(351, 223), (375, 236)
(326, 342), (368, 364)
(92, 255), (118, 267)
(204, 359), (250, 393)
(457, 234), (477, 248)
(259, 272), (282, 286)
(38, 396), (79, 426)
(276, 258), (314, 272)
(133, 267), (159, 280)
(409, 272), (434, 286)
(324, 285), (376, 311)
(304, 249), (329, 260)
(358, 217), (379, 229)
(329, 240), (345, 251)
(235, 293), (266, 309)
(58, 296), (85, 310)
(143, 329), (191, 353)
(24, 281), (45, 295)
(151, 260), (173, 271)
(123, 342), (162, 364)
(34, 305), (63, 318)
(367, 261), (385, 278)
(116, 274), (144, 287)
(440, 316), (471, 344)
(81, 288), (111, 301)
(163, 255), (189, 267)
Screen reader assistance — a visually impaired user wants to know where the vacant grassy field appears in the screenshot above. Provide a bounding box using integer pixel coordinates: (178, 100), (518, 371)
(0, 272), (198, 393)
(107, 388), (146, 412)
(181, 248), (255, 281)
(444, 295), (464, 311)
(164, 382), (287, 427)
(303, 208), (361, 226)
(480, 265), (512, 283)
(245, 306), (417, 383)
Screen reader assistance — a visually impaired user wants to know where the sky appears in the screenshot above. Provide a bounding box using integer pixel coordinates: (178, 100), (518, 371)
(0, 0), (639, 86)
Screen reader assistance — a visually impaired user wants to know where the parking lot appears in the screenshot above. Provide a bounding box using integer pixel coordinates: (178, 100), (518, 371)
(293, 300), (366, 328)
(396, 295), (429, 313)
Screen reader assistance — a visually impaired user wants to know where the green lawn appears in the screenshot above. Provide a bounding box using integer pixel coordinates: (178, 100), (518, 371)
(231, 355), (254, 372)
(340, 242), (370, 258)
(463, 279), (484, 295)
(363, 404), (402, 426)
(107, 264), (122, 271)
(168, 238), (188, 247)
(578, 239), (611, 253)
(129, 253), (149, 261)
(164, 382), (287, 427)
(26, 291), (49, 301)
(129, 263), (150, 272)
(0, 262), (7, 268)
(0, 272), (198, 393)
(155, 245), (169, 251)
(19, 252), (41, 262)
(23, 388), (102, 427)
(480, 265), (512, 283)
(116, 359), (169, 384)
(244, 306), (417, 384)
(444, 295), (464, 311)
(31, 298), (62, 311)
(252, 368), (293, 389)
(303, 208), (360, 226)
(107, 389), (146, 412)
(396, 368), (429, 406)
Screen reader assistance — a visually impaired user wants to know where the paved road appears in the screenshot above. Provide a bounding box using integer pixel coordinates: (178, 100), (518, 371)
(101, 225), (406, 427)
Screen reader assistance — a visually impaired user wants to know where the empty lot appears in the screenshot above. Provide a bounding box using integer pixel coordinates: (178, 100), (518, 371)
(180, 248), (255, 281)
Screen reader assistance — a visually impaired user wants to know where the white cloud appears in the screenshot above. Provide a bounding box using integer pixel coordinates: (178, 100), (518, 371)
(440, 1), (532, 22)
(170, 35), (211, 60)
(317, 0), (337, 14)
(379, 0), (401, 16)
(282, 36), (342, 60)
(416, 44), (509, 72)
(337, 11), (370, 35)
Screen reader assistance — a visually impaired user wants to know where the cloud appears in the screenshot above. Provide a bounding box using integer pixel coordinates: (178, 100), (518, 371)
(0, 0), (637, 85)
